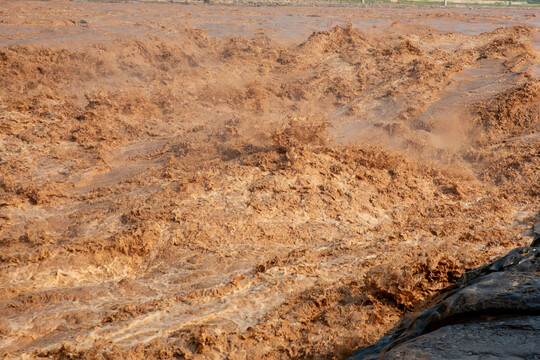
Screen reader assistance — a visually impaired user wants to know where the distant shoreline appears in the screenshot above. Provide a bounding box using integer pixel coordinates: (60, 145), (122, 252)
(69, 0), (539, 9)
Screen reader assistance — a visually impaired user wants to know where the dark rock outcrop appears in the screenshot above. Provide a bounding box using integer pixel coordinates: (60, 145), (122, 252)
(349, 229), (540, 360)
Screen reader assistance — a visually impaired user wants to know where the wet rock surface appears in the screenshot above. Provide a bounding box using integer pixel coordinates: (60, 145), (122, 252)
(375, 316), (539, 359)
(349, 233), (540, 360)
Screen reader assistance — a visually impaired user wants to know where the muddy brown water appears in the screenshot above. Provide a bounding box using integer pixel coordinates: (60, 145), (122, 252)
(1, 3), (540, 47)
(0, 2), (539, 359)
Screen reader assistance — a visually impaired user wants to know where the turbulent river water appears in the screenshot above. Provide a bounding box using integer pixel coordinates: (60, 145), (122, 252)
(0, 2), (539, 359)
